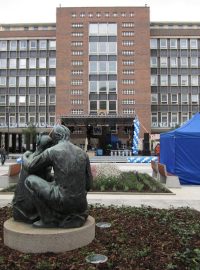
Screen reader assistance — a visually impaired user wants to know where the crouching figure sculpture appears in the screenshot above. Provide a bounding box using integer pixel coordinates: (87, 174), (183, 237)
(12, 125), (93, 229)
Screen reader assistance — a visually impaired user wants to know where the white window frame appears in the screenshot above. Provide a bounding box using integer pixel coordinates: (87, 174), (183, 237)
(181, 93), (189, 104)
(181, 75), (188, 86)
(160, 75), (168, 86)
(170, 75), (178, 86)
(161, 93), (168, 104)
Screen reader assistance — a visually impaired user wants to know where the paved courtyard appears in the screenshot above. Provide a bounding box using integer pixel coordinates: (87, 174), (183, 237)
(0, 160), (200, 211)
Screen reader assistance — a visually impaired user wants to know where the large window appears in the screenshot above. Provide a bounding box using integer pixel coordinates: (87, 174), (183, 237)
(0, 59), (7, 69)
(181, 76), (188, 86)
(29, 58), (36, 69)
(29, 77), (36, 87)
(9, 59), (17, 69)
(89, 23), (117, 35)
(39, 40), (47, 50)
(150, 39), (157, 49)
(180, 39), (188, 49)
(49, 76), (56, 87)
(191, 75), (198, 86)
(160, 75), (168, 86)
(19, 59), (26, 69)
(19, 77), (26, 87)
(9, 77), (16, 87)
(0, 77), (6, 86)
(160, 39), (167, 49)
(19, 40), (27, 50)
(39, 58), (46, 68)
(0, 41), (7, 51)
(160, 57), (168, 68)
(170, 75), (178, 86)
(151, 93), (158, 103)
(170, 57), (178, 68)
(181, 94), (188, 104)
(170, 39), (177, 49)
(9, 41), (17, 51)
(151, 75), (158, 86)
(190, 39), (198, 49)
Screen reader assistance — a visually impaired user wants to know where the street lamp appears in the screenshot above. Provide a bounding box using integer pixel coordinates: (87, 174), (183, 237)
(6, 107), (10, 158)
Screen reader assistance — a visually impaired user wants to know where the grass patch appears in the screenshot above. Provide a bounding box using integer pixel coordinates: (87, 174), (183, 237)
(1, 205), (200, 269)
(92, 171), (171, 193)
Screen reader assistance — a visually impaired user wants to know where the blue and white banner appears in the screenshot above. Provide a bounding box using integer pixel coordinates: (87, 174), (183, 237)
(132, 117), (140, 155)
(127, 156), (158, 163)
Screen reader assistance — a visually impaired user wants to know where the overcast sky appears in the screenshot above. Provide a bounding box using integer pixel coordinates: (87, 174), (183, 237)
(1, 0), (200, 24)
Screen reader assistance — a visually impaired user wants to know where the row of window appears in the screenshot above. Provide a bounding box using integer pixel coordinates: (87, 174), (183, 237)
(151, 75), (200, 86)
(0, 94), (56, 105)
(0, 76), (56, 87)
(151, 112), (194, 128)
(89, 61), (117, 73)
(0, 58), (56, 69)
(71, 12), (134, 18)
(90, 100), (116, 111)
(89, 81), (117, 93)
(89, 42), (117, 54)
(151, 57), (199, 68)
(0, 40), (56, 51)
(151, 38), (198, 50)
(151, 93), (199, 104)
(0, 113), (55, 127)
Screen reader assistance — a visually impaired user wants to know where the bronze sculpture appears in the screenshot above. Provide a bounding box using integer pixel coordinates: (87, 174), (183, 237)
(13, 125), (93, 228)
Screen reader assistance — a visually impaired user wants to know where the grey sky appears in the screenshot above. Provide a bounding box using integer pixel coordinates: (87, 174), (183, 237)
(1, 0), (200, 24)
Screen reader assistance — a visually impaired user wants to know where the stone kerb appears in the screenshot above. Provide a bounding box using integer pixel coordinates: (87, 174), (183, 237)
(4, 216), (95, 253)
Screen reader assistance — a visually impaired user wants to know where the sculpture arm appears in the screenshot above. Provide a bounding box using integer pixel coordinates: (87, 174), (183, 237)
(85, 155), (93, 191)
(24, 149), (52, 174)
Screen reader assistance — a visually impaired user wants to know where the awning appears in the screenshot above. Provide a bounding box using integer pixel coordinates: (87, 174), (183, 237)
(61, 114), (134, 126)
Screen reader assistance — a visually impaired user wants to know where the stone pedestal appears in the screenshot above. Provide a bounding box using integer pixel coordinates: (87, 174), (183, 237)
(4, 216), (95, 253)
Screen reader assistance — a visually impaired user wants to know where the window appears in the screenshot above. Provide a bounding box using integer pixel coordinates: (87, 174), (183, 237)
(170, 75), (178, 86)
(89, 42), (98, 53)
(9, 96), (16, 105)
(171, 113), (178, 126)
(150, 39), (157, 49)
(49, 76), (56, 87)
(160, 75), (168, 86)
(29, 58), (36, 69)
(71, 32), (83, 37)
(39, 95), (46, 105)
(191, 57), (198, 68)
(191, 94), (198, 104)
(39, 58), (46, 68)
(89, 24), (98, 35)
(190, 39), (198, 49)
(151, 75), (158, 86)
(71, 80), (83, 86)
(160, 57), (168, 67)
(180, 57), (188, 67)
(49, 58), (56, 68)
(19, 59), (26, 69)
(89, 81), (97, 93)
(10, 114), (16, 127)
(0, 41), (7, 51)
(122, 40), (134, 46)
(39, 40), (47, 50)
(161, 93), (168, 104)
(170, 39), (177, 49)
(19, 40), (27, 50)
(122, 99), (135, 105)
(39, 76), (46, 86)
(109, 101), (116, 112)
(0, 95), (6, 105)
(9, 59), (16, 69)
(39, 113), (46, 126)
(0, 77), (6, 86)
(19, 96), (26, 105)
(170, 57), (178, 68)
(180, 39), (188, 49)
(99, 100), (107, 110)
(72, 61), (83, 66)
(9, 41), (17, 51)
(151, 93), (158, 103)
(99, 42), (107, 53)
(160, 39), (167, 49)
(29, 40), (37, 50)
(181, 94), (188, 104)
(123, 109), (134, 114)
(122, 50), (134, 56)
(71, 89), (83, 95)
(150, 57), (157, 67)
(181, 113), (189, 124)
(71, 70), (83, 75)
(122, 89), (135, 95)
(122, 31), (134, 36)
(109, 81), (117, 93)
(49, 114), (55, 126)
(191, 75), (198, 86)
(29, 113), (36, 124)
(123, 60), (134, 65)
(19, 77), (26, 87)
(99, 61), (107, 73)
(29, 95), (36, 105)
(0, 59), (7, 69)
(181, 75), (188, 86)
(71, 99), (83, 105)
(122, 79), (134, 85)
(108, 61), (117, 73)
(29, 76), (36, 87)
(171, 94), (178, 104)
(123, 69), (134, 75)
(9, 77), (16, 87)
(71, 109), (83, 115)
(49, 94), (56, 104)
(49, 40), (56, 50)
(90, 101), (97, 112)
(89, 62), (98, 73)
(0, 114), (6, 126)
(19, 114), (26, 126)
(72, 50), (83, 55)
(99, 81), (107, 92)
(151, 113), (158, 127)
(161, 113), (168, 127)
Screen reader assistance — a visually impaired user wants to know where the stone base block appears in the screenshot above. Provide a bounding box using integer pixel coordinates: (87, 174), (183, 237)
(4, 216), (95, 253)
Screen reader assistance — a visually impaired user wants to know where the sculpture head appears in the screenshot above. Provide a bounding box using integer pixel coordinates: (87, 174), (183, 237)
(35, 133), (53, 154)
(50, 125), (70, 144)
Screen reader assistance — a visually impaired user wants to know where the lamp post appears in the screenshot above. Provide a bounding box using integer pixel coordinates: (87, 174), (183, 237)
(6, 107), (10, 158)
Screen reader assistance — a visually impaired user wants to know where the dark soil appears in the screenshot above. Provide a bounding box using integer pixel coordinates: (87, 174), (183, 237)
(1, 205), (200, 270)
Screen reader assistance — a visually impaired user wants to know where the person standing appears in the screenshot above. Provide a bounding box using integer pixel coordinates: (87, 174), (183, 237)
(154, 143), (160, 162)
(0, 145), (6, 165)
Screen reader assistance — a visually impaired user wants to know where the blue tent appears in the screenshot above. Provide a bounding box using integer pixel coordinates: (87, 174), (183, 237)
(160, 112), (200, 184)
